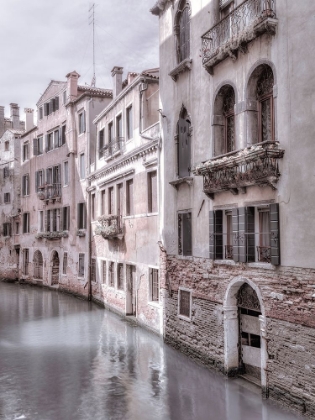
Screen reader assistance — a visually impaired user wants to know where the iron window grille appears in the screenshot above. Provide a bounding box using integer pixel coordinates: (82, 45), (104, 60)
(179, 289), (191, 318)
(78, 253), (85, 277)
(149, 268), (159, 302)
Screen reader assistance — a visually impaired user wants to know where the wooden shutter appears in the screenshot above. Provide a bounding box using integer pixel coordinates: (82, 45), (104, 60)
(232, 208), (239, 262)
(35, 171), (38, 192)
(55, 96), (59, 111)
(49, 99), (53, 114)
(215, 210), (223, 259)
(270, 203), (280, 265)
(82, 110), (86, 132)
(178, 118), (191, 178)
(182, 212), (192, 256)
(58, 127), (62, 147)
(209, 210), (215, 259)
(44, 103), (48, 116)
(238, 207), (246, 263)
(33, 138), (38, 156)
(246, 207), (255, 262)
(45, 135), (49, 152)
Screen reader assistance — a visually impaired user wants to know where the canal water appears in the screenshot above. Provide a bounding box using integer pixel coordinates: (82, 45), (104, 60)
(0, 282), (304, 420)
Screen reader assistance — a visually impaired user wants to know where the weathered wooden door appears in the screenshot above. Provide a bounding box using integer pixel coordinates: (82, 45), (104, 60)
(51, 251), (60, 285)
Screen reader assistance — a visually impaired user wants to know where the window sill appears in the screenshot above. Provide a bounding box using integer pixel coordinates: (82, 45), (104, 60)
(176, 255), (193, 260)
(169, 58), (192, 81)
(247, 262), (276, 270)
(147, 212), (158, 217)
(214, 259), (236, 266)
(178, 314), (192, 322)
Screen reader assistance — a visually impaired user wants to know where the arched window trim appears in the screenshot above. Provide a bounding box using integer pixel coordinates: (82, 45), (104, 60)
(176, 105), (192, 179)
(256, 66), (274, 143)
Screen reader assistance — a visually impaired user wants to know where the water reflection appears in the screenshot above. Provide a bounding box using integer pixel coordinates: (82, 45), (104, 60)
(0, 283), (303, 420)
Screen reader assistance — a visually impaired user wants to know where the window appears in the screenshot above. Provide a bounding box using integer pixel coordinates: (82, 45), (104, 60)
(179, 289), (191, 318)
(108, 187), (114, 215)
(102, 261), (106, 284)
(23, 213), (30, 233)
(33, 136), (43, 156)
(78, 203), (86, 229)
(46, 132), (54, 152)
(177, 108), (191, 177)
(46, 167), (53, 185)
(22, 174), (30, 196)
(3, 166), (9, 178)
(39, 211), (44, 232)
(148, 171), (158, 213)
(213, 85), (235, 156)
(108, 121), (113, 144)
(91, 259), (96, 283)
(52, 209), (58, 232)
(126, 179), (134, 216)
(78, 253), (85, 277)
(80, 153), (85, 179)
(35, 170), (44, 192)
(257, 66), (274, 143)
(44, 103), (49, 117)
(78, 111), (86, 134)
(54, 129), (59, 148)
(39, 107), (43, 120)
(209, 204), (280, 265)
(117, 183), (123, 216)
(117, 263), (124, 290)
(63, 252), (68, 275)
(149, 268), (159, 302)
(33, 251), (43, 279)
(91, 193), (96, 221)
(61, 125), (66, 145)
(126, 105), (133, 140)
(101, 190), (106, 215)
(46, 209), (51, 232)
(3, 223), (11, 237)
(116, 114), (122, 138)
(62, 206), (70, 230)
(4, 193), (10, 203)
(15, 222), (19, 235)
(23, 249), (29, 275)
(4, 141), (9, 151)
(108, 262), (114, 287)
(99, 128), (105, 158)
(64, 161), (69, 186)
(175, 0), (191, 63)
(178, 212), (192, 256)
(63, 91), (67, 105)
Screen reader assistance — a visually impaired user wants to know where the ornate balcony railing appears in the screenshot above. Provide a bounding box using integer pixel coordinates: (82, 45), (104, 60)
(194, 141), (284, 198)
(95, 215), (124, 240)
(225, 245), (233, 259)
(37, 183), (62, 201)
(256, 246), (271, 263)
(99, 137), (125, 159)
(201, 0), (277, 73)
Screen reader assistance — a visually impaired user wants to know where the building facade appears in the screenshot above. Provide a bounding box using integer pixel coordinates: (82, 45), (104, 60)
(88, 67), (163, 334)
(151, 0), (315, 415)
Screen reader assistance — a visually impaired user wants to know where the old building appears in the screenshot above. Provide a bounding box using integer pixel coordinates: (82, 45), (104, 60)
(17, 72), (112, 294)
(88, 67), (162, 333)
(151, 0), (315, 415)
(0, 104), (27, 279)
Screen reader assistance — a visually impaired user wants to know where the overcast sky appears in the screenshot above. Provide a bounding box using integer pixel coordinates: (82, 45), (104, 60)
(0, 0), (159, 121)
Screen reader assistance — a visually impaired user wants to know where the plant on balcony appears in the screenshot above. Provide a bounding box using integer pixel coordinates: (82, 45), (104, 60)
(36, 231), (68, 240)
(95, 215), (122, 239)
(76, 230), (86, 237)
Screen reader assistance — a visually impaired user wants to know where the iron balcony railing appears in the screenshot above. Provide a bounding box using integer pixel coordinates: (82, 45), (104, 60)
(225, 245), (233, 259)
(95, 215), (124, 240)
(201, 0), (276, 69)
(194, 141), (284, 197)
(37, 183), (62, 200)
(256, 246), (271, 263)
(99, 137), (125, 159)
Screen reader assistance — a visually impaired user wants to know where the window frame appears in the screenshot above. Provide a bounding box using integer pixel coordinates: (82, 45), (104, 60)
(117, 263), (124, 290)
(78, 110), (86, 135)
(78, 253), (85, 278)
(147, 170), (158, 214)
(77, 202), (87, 230)
(178, 211), (192, 256)
(4, 192), (10, 204)
(126, 104), (133, 140)
(149, 267), (159, 303)
(126, 179), (134, 216)
(23, 212), (30, 234)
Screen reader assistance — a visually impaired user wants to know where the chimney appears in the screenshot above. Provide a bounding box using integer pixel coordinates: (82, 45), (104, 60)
(10, 103), (20, 130)
(24, 108), (34, 132)
(66, 71), (80, 101)
(0, 106), (4, 137)
(111, 66), (123, 98)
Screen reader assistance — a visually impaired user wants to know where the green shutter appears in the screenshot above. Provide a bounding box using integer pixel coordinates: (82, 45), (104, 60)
(270, 203), (280, 265)
(209, 211), (215, 259)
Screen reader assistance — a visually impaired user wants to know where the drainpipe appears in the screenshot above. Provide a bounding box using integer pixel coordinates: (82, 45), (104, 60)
(86, 98), (93, 302)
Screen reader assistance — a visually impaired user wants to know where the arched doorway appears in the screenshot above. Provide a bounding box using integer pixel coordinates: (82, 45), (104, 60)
(33, 250), (43, 279)
(51, 251), (60, 285)
(223, 277), (267, 393)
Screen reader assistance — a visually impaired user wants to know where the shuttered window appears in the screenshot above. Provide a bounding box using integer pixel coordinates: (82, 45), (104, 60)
(22, 143), (29, 161)
(39, 211), (44, 232)
(178, 117), (191, 178)
(149, 268), (159, 302)
(270, 203), (280, 265)
(178, 212), (192, 256)
(22, 174), (30, 196)
(78, 254), (85, 277)
(33, 136), (43, 156)
(23, 213), (30, 233)
(126, 179), (134, 216)
(62, 206), (70, 230)
(116, 114), (122, 138)
(179, 5), (190, 62)
(148, 171), (158, 213)
(117, 183), (123, 216)
(99, 128), (105, 158)
(108, 262), (114, 287)
(77, 203), (86, 229)
(209, 210), (223, 260)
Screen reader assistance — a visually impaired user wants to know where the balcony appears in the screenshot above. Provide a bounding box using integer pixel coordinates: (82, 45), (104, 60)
(193, 141), (284, 199)
(99, 137), (125, 160)
(36, 231), (68, 240)
(201, 0), (277, 74)
(95, 215), (124, 240)
(37, 183), (61, 202)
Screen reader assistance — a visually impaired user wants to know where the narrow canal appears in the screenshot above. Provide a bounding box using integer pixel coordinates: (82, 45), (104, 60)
(0, 282), (303, 420)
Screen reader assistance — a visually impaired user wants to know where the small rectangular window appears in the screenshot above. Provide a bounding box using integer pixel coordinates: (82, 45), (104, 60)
(22, 174), (30, 196)
(39, 211), (44, 232)
(39, 107), (43, 120)
(3, 166), (9, 179)
(108, 187), (114, 215)
(78, 203), (86, 229)
(3, 223), (11, 237)
(102, 261), (106, 284)
(46, 209), (51, 232)
(23, 213), (30, 233)
(116, 114), (122, 138)
(54, 129), (59, 148)
(79, 111), (86, 134)
(117, 183), (123, 216)
(101, 190), (106, 215)
(22, 143), (29, 161)
(80, 153), (85, 179)
(64, 161), (69, 186)
(126, 179), (134, 216)
(148, 171), (157, 213)
(117, 263), (124, 290)
(126, 105), (133, 140)
(4, 193), (10, 203)
(62, 206), (70, 231)
(61, 125), (66, 145)
(108, 262), (114, 287)
(52, 209), (58, 232)
(15, 222), (19, 235)
(178, 212), (192, 256)
(63, 91), (67, 105)
(78, 253), (85, 277)
(63, 252), (68, 275)
(91, 259), (96, 283)
(179, 289), (191, 318)
(149, 268), (159, 302)
(4, 141), (9, 151)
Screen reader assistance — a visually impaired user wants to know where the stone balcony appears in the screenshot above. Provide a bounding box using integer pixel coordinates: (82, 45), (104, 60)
(37, 183), (61, 202)
(36, 231), (68, 240)
(193, 141), (284, 199)
(201, 0), (277, 74)
(99, 137), (125, 160)
(95, 215), (124, 240)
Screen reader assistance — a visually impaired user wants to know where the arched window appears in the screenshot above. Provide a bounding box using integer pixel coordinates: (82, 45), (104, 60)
(247, 64), (275, 145)
(213, 85), (236, 156)
(175, 1), (191, 63)
(33, 250), (43, 279)
(177, 107), (191, 178)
